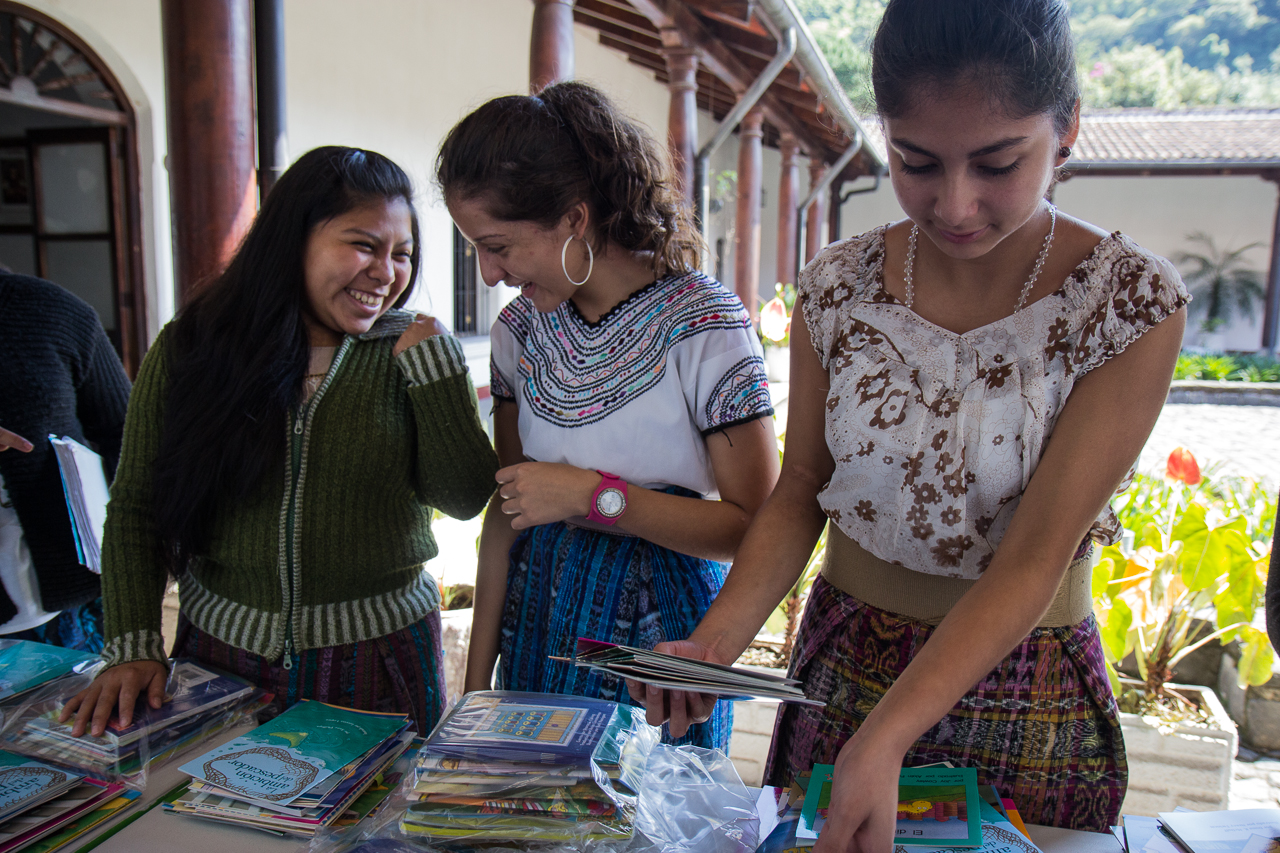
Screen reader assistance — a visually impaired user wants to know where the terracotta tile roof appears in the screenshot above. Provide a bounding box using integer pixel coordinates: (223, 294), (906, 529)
(1071, 108), (1280, 169)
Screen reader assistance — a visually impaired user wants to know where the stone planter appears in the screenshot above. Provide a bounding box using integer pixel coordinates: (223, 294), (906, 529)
(1217, 649), (1280, 751)
(764, 347), (790, 383)
(729, 697), (781, 787)
(1119, 681), (1237, 815)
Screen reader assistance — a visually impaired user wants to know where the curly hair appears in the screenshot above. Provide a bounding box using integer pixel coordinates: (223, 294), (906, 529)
(436, 81), (699, 276)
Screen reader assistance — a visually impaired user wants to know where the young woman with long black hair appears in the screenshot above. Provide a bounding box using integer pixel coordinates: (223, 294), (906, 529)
(639, 0), (1189, 846)
(63, 147), (498, 736)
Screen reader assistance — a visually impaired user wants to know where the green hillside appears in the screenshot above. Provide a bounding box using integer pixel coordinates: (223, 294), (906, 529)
(796, 0), (1280, 111)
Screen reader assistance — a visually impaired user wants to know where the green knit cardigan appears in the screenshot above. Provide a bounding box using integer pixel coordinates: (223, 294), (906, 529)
(100, 310), (498, 667)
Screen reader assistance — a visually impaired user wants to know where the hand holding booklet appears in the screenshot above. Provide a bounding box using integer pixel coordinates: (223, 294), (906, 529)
(558, 638), (824, 706)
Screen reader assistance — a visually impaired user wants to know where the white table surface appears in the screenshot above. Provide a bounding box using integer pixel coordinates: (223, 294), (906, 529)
(69, 724), (1122, 853)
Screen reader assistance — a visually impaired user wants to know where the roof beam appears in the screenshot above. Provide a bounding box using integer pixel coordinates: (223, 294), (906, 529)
(625, 0), (830, 158)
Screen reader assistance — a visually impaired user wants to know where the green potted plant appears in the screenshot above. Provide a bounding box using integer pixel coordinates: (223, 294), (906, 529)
(1092, 447), (1276, 813)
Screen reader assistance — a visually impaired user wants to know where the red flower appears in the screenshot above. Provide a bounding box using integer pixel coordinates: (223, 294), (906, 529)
(1165, 447), (1201, 485)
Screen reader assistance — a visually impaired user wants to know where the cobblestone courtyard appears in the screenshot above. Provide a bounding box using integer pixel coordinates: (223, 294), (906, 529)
(1138, 403), (1280, 487)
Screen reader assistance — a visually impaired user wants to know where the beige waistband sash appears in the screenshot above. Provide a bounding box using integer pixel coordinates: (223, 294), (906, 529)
(819, 525), (1094, 628)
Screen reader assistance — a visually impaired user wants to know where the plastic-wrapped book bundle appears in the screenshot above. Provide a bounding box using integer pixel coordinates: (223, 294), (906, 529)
(308, 690), (771, 853)
(0, 647), (268, 792)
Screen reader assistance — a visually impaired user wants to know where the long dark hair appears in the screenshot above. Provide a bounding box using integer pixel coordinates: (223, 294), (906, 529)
(152, 146), (420, 571)
(871, 0), (1079, 135)
(436, 81), (699, 276)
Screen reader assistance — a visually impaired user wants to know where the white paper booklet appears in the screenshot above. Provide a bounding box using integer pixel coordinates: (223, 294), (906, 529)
(48, 436), (109, 573)
(1158, 808), (1280, 853)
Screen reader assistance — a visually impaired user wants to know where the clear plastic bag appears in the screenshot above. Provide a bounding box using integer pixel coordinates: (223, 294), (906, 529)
(0, 657), (267, 790)
(309, 704), (763, 853)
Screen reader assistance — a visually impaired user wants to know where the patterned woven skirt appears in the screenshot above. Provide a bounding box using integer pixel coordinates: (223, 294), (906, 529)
(499, 511), (732, 749)
(765, 576), (1127, 831)
(174, 609), (446, 735)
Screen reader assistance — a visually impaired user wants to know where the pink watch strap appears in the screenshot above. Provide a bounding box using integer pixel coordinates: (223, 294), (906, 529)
(586, 471), (627, 525)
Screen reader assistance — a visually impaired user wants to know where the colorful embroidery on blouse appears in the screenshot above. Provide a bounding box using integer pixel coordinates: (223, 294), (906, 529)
(493, 272), (768, 429)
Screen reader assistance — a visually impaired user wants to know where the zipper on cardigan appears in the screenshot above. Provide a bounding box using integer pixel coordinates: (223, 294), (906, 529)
(279, 338), (351, 671)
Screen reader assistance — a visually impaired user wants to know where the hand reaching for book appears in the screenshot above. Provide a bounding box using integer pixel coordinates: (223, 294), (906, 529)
(813, 732), (904, 853)
(60, 660), (168, 738)
(625, 639), (723, 737)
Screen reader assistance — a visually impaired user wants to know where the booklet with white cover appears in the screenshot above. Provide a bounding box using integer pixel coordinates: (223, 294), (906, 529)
(1158, 808), (1280, 853)
(47, 436), (109, 574)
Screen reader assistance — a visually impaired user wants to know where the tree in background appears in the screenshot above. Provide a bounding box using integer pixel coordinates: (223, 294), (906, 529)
(794, 0), (1280, 110)
(1174, 232), (1267, 334)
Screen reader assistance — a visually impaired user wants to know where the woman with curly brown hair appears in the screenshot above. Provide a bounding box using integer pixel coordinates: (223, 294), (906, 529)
(439, 81), (780, 749)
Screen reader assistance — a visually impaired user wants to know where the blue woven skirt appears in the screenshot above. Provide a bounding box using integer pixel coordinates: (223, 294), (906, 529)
(498, 506), (733, 750)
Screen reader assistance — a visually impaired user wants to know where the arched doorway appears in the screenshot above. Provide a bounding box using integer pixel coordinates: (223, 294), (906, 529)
(0, 3), (144, 374)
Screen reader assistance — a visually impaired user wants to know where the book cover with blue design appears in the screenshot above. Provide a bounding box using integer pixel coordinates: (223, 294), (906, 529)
(426, 692), (621, 766)
(0, 641), (98, 702)
(0, 750), (82, 823)
(179, 700), (408, 806)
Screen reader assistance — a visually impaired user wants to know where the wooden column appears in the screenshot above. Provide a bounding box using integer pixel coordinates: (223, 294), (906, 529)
(805, 159), (827, 263)
(162, 0), (257, 303)
(662, 35), (698, 207)
(1264, 174), (1280, 355)
(734, 107), (764, 322)
(530, 0), (574, 93)
(776, 133), (799, 287)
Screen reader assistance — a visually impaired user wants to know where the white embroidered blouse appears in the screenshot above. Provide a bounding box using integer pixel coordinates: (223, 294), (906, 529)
(490, 271), (773, 497)
(800, 227), (1189, 579)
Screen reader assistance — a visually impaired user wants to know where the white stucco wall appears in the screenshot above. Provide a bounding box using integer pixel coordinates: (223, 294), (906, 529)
(833, 171), (1278, 352)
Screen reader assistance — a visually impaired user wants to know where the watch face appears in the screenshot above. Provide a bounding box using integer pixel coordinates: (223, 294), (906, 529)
(596, 487), (625, 518)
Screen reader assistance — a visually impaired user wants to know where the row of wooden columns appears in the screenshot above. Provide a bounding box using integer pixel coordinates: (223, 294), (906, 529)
(531, 0), (832, 324)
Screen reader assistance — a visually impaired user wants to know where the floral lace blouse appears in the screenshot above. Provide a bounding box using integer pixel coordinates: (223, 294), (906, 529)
(800, 227), (1189, 579)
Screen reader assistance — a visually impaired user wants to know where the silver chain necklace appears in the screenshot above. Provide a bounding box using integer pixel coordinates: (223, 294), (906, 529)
(904, 204), (1057, 313)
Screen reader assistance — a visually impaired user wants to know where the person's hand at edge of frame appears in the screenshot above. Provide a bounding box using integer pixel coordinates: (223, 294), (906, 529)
(59, 660), (168, 738)
(626, 638), (724, 737)
(392, 313), (449, 356)
(811, 730), (904, 853)
(0, 427), (33, 452)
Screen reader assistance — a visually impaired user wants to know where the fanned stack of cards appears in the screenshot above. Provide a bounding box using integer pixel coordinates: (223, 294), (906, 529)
(0, 750), (138, 853)
(11, 660), (259, 780)
(401, 691), (654, 843)
(166, 700), (414, 838)
(562, 638), (824, 706)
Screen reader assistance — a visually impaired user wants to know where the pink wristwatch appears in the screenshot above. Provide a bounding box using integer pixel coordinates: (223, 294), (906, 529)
(586, 471), (628, 525)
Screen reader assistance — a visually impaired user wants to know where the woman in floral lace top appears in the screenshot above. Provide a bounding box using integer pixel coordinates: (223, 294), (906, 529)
(637, 0), (1188, 846)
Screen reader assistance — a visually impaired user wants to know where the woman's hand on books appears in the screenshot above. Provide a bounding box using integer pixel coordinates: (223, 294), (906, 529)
(495, 462), (598, 529)
(813, 732), (904, 853)
(392, 313), (448, 356)
(60, 660), (168, 738)
(626, 639), (724, 737)
(0, 427), (32, 452)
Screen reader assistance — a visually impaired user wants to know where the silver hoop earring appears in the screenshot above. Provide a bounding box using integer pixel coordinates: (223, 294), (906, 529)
(561, 234), (594, 287)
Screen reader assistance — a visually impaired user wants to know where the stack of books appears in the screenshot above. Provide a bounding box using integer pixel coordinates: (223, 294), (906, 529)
(0, 749), (138, 853)
(10, 660), (260, 781)
(401, 691), (653, 843)
(1117, 808), (1280, 852)
(561, 638), (824, 706)
(165, 700), (415, 838)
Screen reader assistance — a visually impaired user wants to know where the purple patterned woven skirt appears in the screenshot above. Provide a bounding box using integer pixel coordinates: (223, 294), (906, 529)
(174, 610), (447, 735)
(765, 576), (1127, 831)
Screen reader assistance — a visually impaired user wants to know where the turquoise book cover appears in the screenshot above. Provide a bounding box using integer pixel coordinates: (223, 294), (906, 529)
(0, 641), (97, 701)
(796, 765), (982, 848)
(179, 700), (407, 805)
